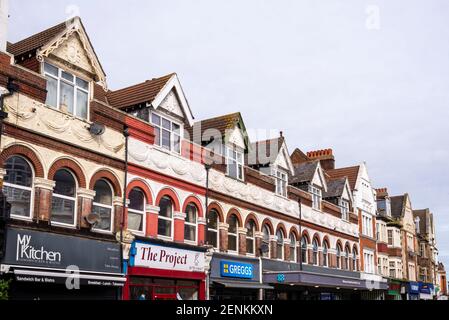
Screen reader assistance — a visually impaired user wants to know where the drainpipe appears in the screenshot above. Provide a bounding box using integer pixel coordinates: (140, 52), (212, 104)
(204, 163), (211, 300)
(119, 127), (129, 299)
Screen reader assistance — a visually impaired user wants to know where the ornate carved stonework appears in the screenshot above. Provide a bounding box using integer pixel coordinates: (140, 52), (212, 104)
(52, 33), (94, 74)
(160, 90), (184, 118)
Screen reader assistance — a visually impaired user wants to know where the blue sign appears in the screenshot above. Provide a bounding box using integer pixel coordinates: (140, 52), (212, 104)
(408, 282), (420, 294)
(419, 282), (434, 294)
(220, 261), (253, 279)
(277, 274), (285, 283)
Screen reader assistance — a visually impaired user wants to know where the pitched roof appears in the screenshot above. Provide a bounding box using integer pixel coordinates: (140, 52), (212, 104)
(390, 195), (405, 219)
(326, 166), (360, 190)
(186, 112), (245, 144)
(248, 137), (284, 166)
(7, 20), (67, 56)
(106, 73), (174, 109)
(290, 161), (319, 184)
(413, 209), (432, 236)
(323, 177), (347, 198)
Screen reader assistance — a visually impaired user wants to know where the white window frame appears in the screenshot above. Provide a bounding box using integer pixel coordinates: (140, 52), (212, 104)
(245, 221), (256, 256)
(322, 242), (329, 267)
(150, 111), (182, 154)
(51, 170), (78, 228)
(362, 213), (373, 237)
(340, 199), (350, 221)
(312, 239), (319, 266)
(207, 211), (219, 250)
(3, 156), (35, 221)
(127, 189), (146, 236)
(289, 234), (297, 262)
(227, 215), (239, 254)
(91, 179), (114, 234)
(276, 231), (284, 261)
(262, 225), (271, 258)
(43, 62), (90, 120)
(184, 203), (198, 244)
(309, 185), (322, 211)
(225, 146), (244, 181)
(274, 169), (288, 197)
(158, 196), (174, 240)
(301, 238), (308, 264)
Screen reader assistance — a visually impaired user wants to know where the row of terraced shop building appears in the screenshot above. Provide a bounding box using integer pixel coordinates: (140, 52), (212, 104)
(0, 16), (447, 300)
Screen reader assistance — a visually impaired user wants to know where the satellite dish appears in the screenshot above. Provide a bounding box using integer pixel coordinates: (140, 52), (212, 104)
(259, 243), (269, 254)
(89, 123), (105, 136)
(85, 213), (101, 226)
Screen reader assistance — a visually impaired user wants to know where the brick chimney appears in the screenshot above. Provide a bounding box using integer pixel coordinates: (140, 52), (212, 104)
(0, 0), (8, 52)
(306, 149), (335, 170)
(375, 188), (389, 199)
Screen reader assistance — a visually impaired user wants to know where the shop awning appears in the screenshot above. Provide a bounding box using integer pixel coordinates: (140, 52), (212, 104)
(213, 280), (274, 290)
(13, 269), (126, 287)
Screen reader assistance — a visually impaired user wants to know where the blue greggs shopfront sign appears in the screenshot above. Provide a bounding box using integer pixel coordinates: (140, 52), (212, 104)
(220, 260), (253, 279)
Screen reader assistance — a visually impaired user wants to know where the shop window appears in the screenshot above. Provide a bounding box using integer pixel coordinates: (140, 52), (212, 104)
(3, 156), (33, 219)
(158, 196), (173, 238)
(289, 234), (297, 262)
(207, 210), (219, 249)
(128, 188), (146, 233)
(276, 230), (284, 260)
(51, 169), (77, 226)
(336, 244), (342, 269)
(92, 179), (113, 232)
(245, 220), (256, 255)
(312, 239), (319, 265)
(301, 237), (308, 264)
(262, 225), (271, 258)
(184, 203), (197, 243)
(323, 242), (329, 267)
(129, 277), (199, 300)
(227, 214), (239, 253)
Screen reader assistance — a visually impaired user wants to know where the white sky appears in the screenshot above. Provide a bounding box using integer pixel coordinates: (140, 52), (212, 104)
(8, 0), (449, 269)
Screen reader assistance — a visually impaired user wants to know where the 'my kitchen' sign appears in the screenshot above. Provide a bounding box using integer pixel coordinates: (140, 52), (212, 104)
(2, 227), (121, 274)
(130, 242), (205, 273)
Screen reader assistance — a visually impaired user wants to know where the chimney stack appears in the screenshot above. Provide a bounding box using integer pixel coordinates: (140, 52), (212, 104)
(0, 0), (8, 52)
(306, 149), (335, 170)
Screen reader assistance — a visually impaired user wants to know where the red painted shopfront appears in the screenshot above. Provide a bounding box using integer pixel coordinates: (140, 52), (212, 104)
(123, 239), (207, 300)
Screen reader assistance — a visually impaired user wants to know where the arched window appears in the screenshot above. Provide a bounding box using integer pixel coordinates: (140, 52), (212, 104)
(227, 214), (239, 253)
(312, 239), (319, 265)
(336, 244), (342, 269)
(207, 209), (219, 249)
(323, 242), (329, 267)
(92, 179), (113, 232)
(128, 188), (145, 233)
(301, 237), (308, 264)
(3, 156), (33, 219)
(184, 203), (197, 243)
(289, 234), (297, 262)
(246, 220), (256, 255)
(353, 248), (358, 271)
(276, 230), (284, 260)
(345, 246), (351, 270)
(158, 196), (173, 237)
(262, 225), (271, 258)
(51, 169), (77, 226)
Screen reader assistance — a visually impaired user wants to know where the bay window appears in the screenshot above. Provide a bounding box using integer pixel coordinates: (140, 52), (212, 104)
(151, 112), (181, 153)
(44, 62), (89, 119)
(92, 179), (113, 232)
(158, 196), (173, 238)
(51, 169), (77, 226)
(127, 188), (146, 233)
(2, 156), (33, 219)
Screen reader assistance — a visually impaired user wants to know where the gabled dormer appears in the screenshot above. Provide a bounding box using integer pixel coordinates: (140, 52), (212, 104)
(107, 73), (194, 155)
(7, 17), (108, 121)
(323, 176), (354, 221)
(248, 134), (294, 197)
(187, 112), (249, 181)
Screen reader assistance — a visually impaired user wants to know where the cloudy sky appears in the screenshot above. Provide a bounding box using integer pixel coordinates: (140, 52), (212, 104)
(8, 1), (449, 268)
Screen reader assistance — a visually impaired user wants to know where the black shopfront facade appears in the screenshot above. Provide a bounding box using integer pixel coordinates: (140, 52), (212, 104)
(262, 259), (388, 300)
(0, 226), (125, 300)
(209, 253), (272, 301)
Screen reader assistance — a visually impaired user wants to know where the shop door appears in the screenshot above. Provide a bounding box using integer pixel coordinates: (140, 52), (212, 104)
(152, 293), (177, 300)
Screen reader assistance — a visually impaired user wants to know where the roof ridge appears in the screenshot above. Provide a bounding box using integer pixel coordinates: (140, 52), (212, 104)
(108, 73), (175, 94)
(195, 111), (241, 123)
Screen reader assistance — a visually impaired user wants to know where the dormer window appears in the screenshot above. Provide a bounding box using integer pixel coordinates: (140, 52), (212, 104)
(44, 62), (89, 120)
(225, 146), (244, 181)
(151, 112), (181, 153)
(274, 169), (288, 197)
(340, 199), (350, 221)
(309, 185), (322, 210)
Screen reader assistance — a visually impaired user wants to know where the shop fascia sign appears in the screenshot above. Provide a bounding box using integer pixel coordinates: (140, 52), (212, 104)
(131, 242), (205, 272)
(220, 260), (253, 279)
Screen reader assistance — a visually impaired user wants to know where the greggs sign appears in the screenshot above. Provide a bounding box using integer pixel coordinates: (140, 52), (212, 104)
(131, 242), (205, 272)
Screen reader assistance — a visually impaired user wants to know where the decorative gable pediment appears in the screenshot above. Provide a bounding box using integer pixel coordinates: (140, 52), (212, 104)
(227, 127), (246, 150)
(341, 179), (354, 203)
(274, 141), (295, 175)
(311, 163), (328, 192)
(159, 89), (184, 119)
(36, 17), (107, 90)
